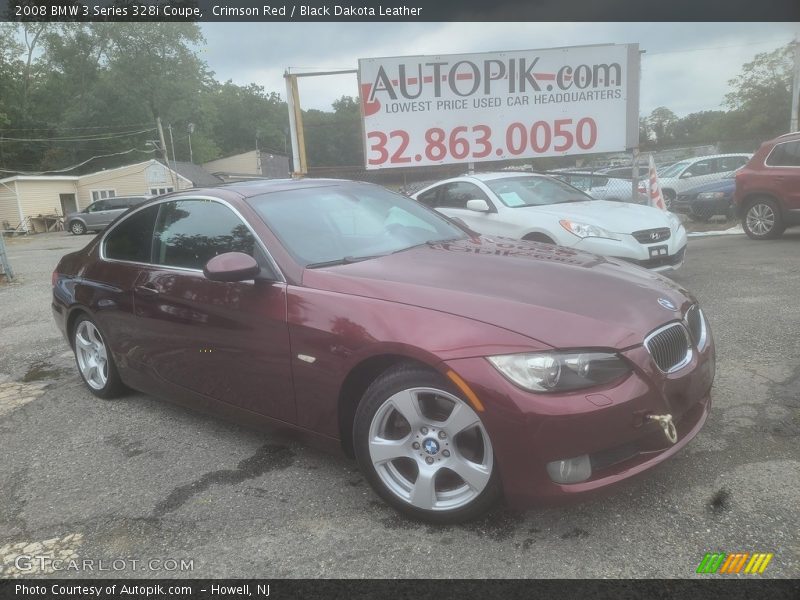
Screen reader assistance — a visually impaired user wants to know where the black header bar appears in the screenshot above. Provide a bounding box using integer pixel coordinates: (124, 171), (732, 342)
(2, 0), (800, 22)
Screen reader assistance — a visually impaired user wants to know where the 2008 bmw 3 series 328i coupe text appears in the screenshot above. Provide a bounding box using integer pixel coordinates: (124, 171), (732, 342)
(52, 179), (715, 523)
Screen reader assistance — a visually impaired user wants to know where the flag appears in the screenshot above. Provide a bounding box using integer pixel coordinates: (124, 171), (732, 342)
(648, 154), (667, 210)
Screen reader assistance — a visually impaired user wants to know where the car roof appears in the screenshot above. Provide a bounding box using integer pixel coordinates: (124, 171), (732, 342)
(679, 153), (751, 162)
(456, 172), (545, 182)
(772, 131), (800, 142)
(215, 177), (366, 199)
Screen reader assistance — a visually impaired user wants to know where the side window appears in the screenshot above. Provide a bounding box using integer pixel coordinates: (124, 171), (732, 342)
(104, 205), (159, 263)
(719, 156), (748, 171)
(416, 187), (440, 208)
(88, 200), (109, 212)
(153, 200), (256, 270)
(766, 142), (800, 167)
(439, 182), (489, 209)
(687, 159), (716, 177)
(592, 176), (609, 187)
(566, 175), (591, 190)
(106, 198), (133, 210)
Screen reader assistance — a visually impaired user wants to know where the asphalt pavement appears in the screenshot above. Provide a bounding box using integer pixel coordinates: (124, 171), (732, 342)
(0, 230), (798, 578)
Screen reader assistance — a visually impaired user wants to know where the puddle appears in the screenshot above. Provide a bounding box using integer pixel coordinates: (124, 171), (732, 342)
(21, 361), (66, 383)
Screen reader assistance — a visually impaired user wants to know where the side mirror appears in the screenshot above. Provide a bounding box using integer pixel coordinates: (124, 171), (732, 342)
(680, 171), (693, 179)
(203, 252), (260, 282)
(466, 199), (490, 212)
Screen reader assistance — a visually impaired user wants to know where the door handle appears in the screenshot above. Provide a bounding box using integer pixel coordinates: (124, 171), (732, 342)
(135, 283), (159, 296)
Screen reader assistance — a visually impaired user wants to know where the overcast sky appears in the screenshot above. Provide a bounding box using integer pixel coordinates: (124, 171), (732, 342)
(199, 22), (798, 117)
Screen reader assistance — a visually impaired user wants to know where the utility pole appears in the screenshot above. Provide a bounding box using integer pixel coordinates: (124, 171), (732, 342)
(167, 124), (178, 189)
(187, 123), (195, 164)
(156, 116), (168, 161)
(790, 39), (800, 132)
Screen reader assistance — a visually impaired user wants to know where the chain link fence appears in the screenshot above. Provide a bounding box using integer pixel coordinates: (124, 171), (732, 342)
(306, 137), (765, 222)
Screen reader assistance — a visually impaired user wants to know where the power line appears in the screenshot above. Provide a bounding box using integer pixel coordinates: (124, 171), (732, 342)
(0, 122), (155, 132)
(645, 39), (794, 56)
(0, 147), (154, 176)
(0, 128), (156, 143)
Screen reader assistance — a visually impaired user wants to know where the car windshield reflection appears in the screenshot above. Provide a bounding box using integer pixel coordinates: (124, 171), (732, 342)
(248, 184), (468, 267)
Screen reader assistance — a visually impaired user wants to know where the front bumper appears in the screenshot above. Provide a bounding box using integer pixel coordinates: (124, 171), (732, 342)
(444, 333), (715, 509)
(689, 197), (734, 219)
(569, 226), (688, 272)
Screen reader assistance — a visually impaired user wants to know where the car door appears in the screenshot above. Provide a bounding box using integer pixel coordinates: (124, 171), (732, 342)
(104, 197), (132, 224)
(131, 197), (295, 423)
(764, 141), (800, 212)
(84, 200), (111, 228)
(426, 182), (503, 234)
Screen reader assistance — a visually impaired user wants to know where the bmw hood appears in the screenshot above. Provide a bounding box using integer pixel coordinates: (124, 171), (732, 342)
(302, 236), (695, 350)
(524, 200), (677, 234)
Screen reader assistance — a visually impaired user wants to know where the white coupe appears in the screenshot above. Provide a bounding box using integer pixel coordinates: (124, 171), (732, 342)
(412, 172), (688, 272)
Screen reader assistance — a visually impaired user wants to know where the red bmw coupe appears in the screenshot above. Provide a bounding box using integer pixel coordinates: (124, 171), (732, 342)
(52, 179), (715, 523)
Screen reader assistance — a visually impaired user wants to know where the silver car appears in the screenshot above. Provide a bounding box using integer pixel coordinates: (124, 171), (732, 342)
(66, 196), (150, 235)
(550, 171), (648, 204)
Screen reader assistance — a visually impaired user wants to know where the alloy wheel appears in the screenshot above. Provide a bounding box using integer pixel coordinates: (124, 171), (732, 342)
(746, 203), (775, 237)
(70, 222), (86, 235)
(367, 387), (493, 512)
(74, 320), (109, 390)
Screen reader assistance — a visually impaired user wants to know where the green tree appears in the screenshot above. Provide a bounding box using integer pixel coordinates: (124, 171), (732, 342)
(724, 43), (793, 138)
(205, 81), (288, 161)
(647, 107), (678, 145)
(304, 96), (363, 168)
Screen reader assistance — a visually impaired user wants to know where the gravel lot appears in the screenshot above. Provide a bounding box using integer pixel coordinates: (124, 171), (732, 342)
(0, 230), (798, 579)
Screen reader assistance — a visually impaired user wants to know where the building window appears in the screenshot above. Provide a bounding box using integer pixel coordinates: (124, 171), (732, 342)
(150, 187), (175, 196)
(91, 189), (116, 201)
(145, 164), (169, 185)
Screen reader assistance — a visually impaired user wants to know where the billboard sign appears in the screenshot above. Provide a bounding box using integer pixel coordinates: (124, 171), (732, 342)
(358, 44), (640, 169)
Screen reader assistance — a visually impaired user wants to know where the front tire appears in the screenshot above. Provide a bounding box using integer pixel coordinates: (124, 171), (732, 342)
(353, 364), (500, 523)
(662, 189), (676, 210)
(72, 315), (126, 398)
(743, 197), (784, 240)
(69, 221), (87, 235)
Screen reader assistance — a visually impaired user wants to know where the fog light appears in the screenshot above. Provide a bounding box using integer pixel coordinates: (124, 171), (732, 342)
(546, 454), (592, 484)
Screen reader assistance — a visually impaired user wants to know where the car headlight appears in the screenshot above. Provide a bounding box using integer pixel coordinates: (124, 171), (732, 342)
(696, 192), (726, 200)
(487, 351), (631, 393)
(559, 220), (619, 240)
(666, 211), (682, 229)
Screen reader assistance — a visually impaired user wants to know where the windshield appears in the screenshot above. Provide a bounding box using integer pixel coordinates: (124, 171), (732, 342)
(248, 184), (467, 267)
(659, 161), (691, 177)
(484, 176), (592, 207)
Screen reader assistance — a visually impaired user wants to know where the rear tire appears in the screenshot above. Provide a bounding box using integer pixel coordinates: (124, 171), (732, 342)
(353, 364), (500, 524)
(72, 315), (126, 399)
(742, 197), (784, 240)
(69, 221), (86, 235)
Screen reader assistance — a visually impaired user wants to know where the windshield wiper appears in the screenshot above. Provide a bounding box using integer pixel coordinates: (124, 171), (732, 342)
(305, 255), (385, 269)
(390, 237), (464, 255)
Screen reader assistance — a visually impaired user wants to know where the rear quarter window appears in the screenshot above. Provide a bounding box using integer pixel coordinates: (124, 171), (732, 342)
(765, 141), (800, 167)
(104, 205), (159, 263)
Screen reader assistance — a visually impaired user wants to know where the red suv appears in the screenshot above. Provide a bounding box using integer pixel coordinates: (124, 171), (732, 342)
(735, 132), (800, 239)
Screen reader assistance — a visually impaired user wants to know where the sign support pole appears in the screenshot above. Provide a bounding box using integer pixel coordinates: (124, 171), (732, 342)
(790, 38), (800, 133)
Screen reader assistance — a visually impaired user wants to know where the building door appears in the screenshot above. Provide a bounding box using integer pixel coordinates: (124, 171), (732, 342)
(59, 194), (77, 216)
